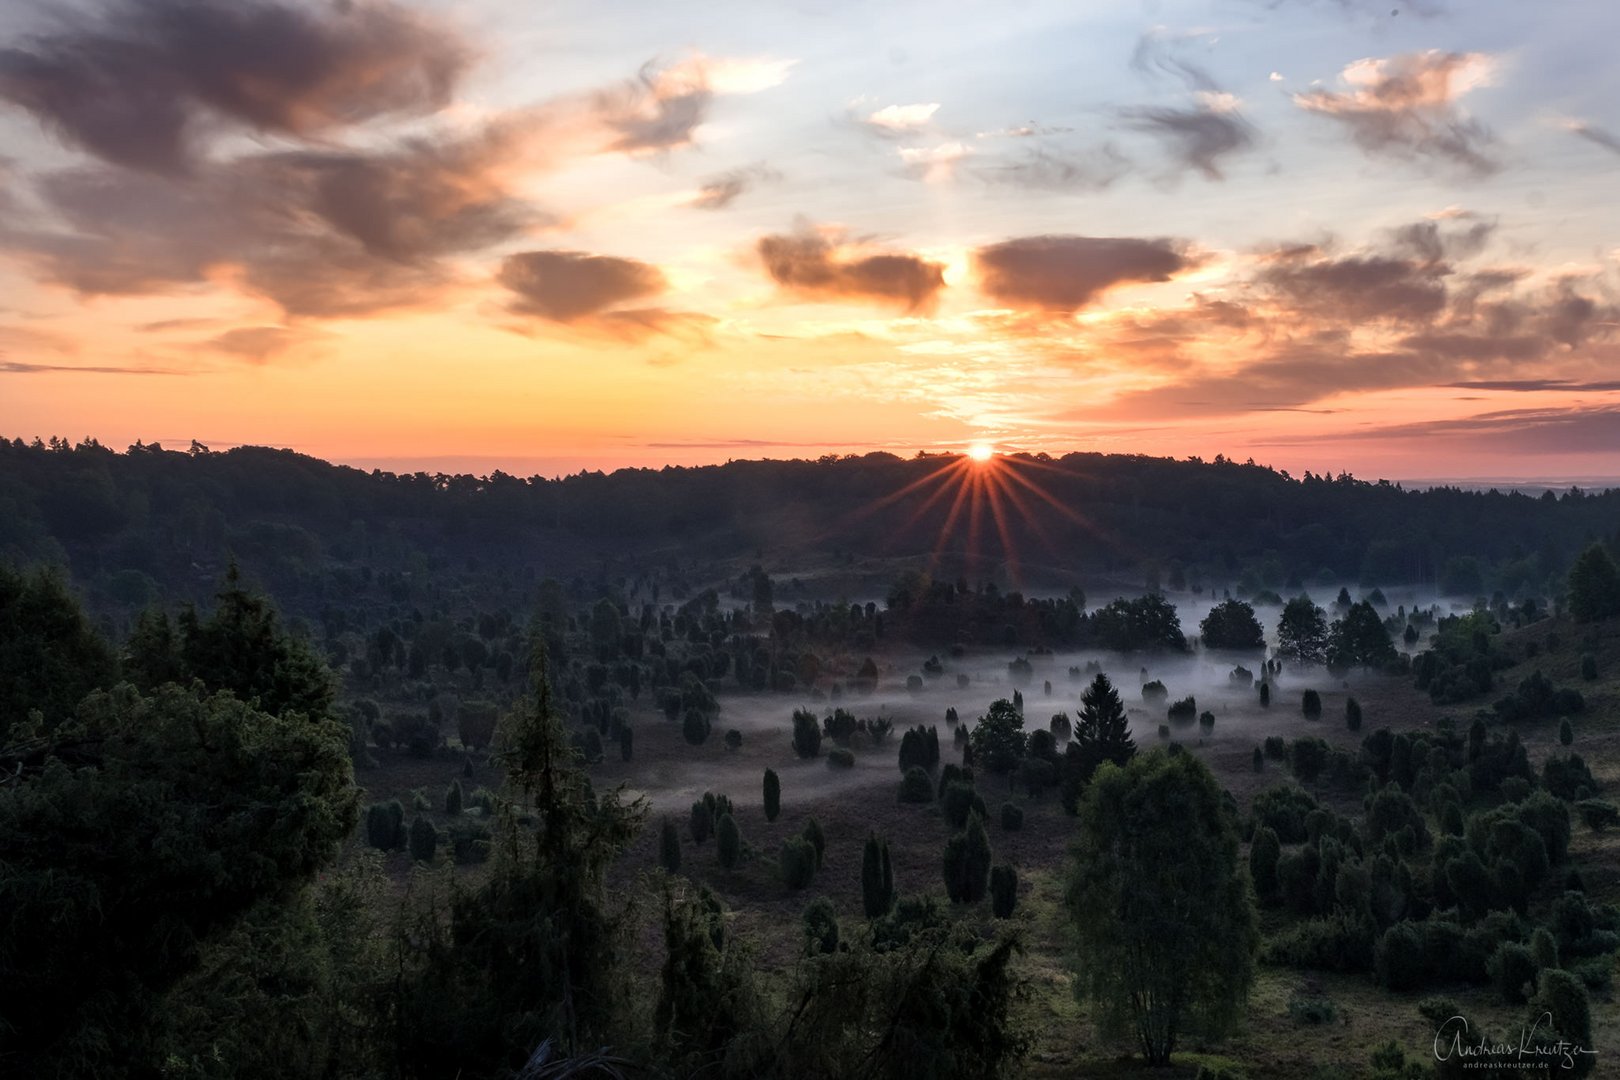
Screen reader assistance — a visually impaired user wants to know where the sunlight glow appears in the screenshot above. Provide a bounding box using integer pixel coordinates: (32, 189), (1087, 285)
(967, 442), (995, 463)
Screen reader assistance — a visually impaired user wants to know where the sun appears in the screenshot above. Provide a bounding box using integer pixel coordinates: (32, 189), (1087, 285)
(966, 442), (995, 463)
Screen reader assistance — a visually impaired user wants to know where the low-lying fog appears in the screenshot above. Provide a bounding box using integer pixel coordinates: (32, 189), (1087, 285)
(609, 585), (1474, 811)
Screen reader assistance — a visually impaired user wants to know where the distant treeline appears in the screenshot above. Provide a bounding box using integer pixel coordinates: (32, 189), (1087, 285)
(2, 437), (1616, 621)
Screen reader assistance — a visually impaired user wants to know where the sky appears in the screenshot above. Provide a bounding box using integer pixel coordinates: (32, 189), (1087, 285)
(1, 0), (1618, 481)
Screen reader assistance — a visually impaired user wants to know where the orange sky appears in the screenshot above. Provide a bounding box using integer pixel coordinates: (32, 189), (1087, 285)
(1, 0), (1618, 481)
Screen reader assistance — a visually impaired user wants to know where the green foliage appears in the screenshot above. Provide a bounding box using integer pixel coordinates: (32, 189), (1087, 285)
(943, 813), (993, 903)
(897, 724), (941, 771)
(899, 765), (934, 803)
(1251, 784), (1319, 843)
(1249, 826), (1281, 903)
(1286, 991), (1337, 1025)
(682, 706), (711, 745)
(0, 564), (116, 741)
(174, 566), (337, 723)
(763, 767), (781, 822)
(770, 927), (1027, 1079)
(862, 833), (895, 918)
(1577, 799), (1618, 832)
(386, 640), (645, 1074)
(0, 681), (356, 1076)
(366, 800), (406, 850)
(802, 816), (826, 869)
(1487, 942), (1537, 1004)
(1530, 968), (1593, 1070)
(1560, 717), (1574, 745)
(153, 862), (382, 1080)
(803, 897), (841, 955)
(943, 781), (987, 830)
(1065, 749), (1257, 1064)
(1301, 689), (1322, 717)
(827, 746), (855, 768)
(717, 812), (741, 869)
(1346, 696), (1362, 731)
(1327, 601), (1399, 669)
(408, 815), (438, 863)
(455, 700), (499, 752)
(1277, 596), (1329, 664)
(1375, 922), (1427, 990)
(792, 708), (822, 758)
(690, 800), (713, 844)
(990, 864), (1018, 918)
(444, 779), (463, 816)
(1091, 593), (1186, 651)
(1069, 672), (1136, 790)
(781, 836), (818, 890)
(1265, 912), (1375, 973)
(969, 699), (1026, 776)
(654, 882), (756, 1073)
(1200, 599), (1264, 650)
(1567, 542), (1620, 623)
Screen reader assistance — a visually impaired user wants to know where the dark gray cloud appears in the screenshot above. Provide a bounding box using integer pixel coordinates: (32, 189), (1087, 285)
(758, 226), (946, 311)
(1056, 220), (1619, 419)
(1293, 51), (1499, 177)
(974, 235), (1194, 312)
(1388, 217), (1494, 263)
(1254, 250), (1448, 323)
(499, 250), (665, 322)
(4, 114), (543, 316)
(0, 0), (469, 173)
(496, 249), (711, 340)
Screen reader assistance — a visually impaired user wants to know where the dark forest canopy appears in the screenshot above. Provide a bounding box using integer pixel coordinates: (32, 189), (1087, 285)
(2, 437), (1616, 621)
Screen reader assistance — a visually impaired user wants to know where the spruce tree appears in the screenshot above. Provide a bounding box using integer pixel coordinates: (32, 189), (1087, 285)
(1074, 673), (1136, 782)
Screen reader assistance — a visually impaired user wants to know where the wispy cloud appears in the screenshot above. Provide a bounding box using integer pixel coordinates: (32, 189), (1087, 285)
(1294, 51), (1499, 176)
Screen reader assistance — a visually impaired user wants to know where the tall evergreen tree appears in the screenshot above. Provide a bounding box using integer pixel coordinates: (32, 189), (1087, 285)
(763, 767), (781, 822)
(1074, 673), (1136, 780)
(862, 832), (896, 918)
